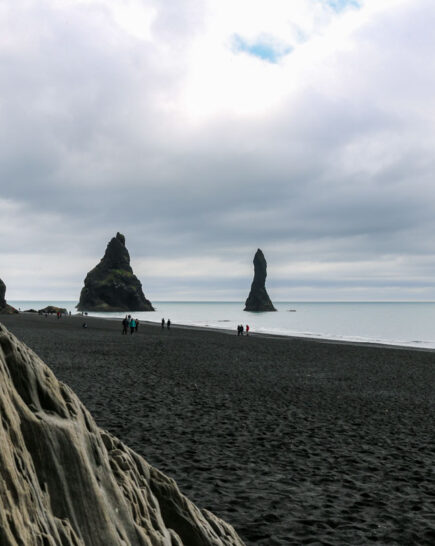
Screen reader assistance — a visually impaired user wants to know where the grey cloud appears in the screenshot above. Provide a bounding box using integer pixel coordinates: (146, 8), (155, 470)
(2, 0), (435, 300)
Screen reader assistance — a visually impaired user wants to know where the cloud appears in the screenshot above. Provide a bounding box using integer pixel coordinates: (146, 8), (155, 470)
(1, 0), (435, 301)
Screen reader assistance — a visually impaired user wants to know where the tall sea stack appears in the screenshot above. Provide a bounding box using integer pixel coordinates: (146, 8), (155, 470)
(0, 278), (18, 314)
(77, 233), (154, 312)
(0, 323), (244, 545)
(244, 249), (276, 312)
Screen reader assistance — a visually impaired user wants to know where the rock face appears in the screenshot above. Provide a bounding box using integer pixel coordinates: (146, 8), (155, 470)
(0, 278), (18, 314)
(77, 233), (154, 312)
(244, 249), (276, 312)
(0, 323), (245, 546)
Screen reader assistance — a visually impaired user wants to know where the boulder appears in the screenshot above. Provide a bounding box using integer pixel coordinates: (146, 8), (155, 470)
(77, 233), (154, 312)
(0, 322), (245, 546)
(0, 278), (18, 314)
(38, 306), (67, 315)
(244, 249), (276, 312)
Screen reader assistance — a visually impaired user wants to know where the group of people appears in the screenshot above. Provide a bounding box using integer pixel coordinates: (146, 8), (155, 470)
(122, 315), (139, 335)
(237, 324), (250, 336)
(161, 318), (171, 329)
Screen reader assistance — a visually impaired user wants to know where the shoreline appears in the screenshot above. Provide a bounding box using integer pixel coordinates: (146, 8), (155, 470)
(22, 309), (435, 353)
(1, 312), (435, 545)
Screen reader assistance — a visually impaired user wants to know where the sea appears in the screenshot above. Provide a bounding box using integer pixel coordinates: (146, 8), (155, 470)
(8, 301), (435, 350)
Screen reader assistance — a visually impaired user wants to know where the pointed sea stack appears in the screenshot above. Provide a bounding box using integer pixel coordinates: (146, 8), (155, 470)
(77, 233), (154, 312)
(0, 278), (18, 314)
(0, 323), (244, 545)
(244, 249), (276, 312)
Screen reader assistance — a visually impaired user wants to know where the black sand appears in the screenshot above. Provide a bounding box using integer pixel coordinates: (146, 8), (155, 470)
(2, 313), (434, 545)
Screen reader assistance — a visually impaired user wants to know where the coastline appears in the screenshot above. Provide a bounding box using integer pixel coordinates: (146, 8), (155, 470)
(20, 308), (435, 353)
(1, 312), (434, 545)
(10, 300), (435, 351)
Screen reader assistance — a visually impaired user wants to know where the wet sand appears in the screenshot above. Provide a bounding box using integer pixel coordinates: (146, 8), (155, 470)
(2, 312), (434, 545)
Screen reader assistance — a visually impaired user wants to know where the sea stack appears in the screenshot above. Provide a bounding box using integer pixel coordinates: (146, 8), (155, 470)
(0, 323), (244, 545)
(77, 233), (154, 312)
(244, 249), (276, 312)
(0, 278), (18, 314)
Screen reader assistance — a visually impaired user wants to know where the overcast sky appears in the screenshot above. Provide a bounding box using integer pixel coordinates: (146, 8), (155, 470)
(1, 0), (435, 302)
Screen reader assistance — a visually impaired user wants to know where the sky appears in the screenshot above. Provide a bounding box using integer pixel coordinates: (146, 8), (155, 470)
(1, 0), (435, 302)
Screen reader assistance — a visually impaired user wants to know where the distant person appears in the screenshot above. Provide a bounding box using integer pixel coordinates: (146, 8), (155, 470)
(122, 316), (128, 335)
(167, 319), (171, 330)
(135, 319), (139, 332)
(237, 324), (243, 336)
(129, 318), (136, 335)
(161, 318), (165, 329)
(246, 324), (250, 336)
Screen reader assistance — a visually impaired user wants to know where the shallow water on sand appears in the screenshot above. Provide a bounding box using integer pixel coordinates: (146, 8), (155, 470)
(10, 301), (435, 349)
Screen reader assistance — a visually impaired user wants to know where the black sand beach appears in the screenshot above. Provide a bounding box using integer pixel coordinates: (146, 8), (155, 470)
(2, 313), (434, 545)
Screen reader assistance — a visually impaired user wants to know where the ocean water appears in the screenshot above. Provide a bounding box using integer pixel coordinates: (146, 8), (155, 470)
(8, 300), (435, 349)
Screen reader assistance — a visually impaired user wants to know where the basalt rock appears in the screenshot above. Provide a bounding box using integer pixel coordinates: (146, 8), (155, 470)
(0, 322), (245, 546)
(244, 249), (276, 312)
(77, 233), (154, 312)
(0, 278), (18, 314)
(38, 306), (68, 315)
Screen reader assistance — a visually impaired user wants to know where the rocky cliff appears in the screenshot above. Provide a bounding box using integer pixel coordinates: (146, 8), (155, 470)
(0, 278), (18, 314)
(0, 322), (244, 546)
(244, 249), (276, 312)
(77, 233), (154, 312)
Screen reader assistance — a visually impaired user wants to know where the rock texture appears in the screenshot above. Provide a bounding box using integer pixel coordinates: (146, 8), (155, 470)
(77, 233), (154, 312)
(244, 249), (276, 312)
(0, 322), (244, 546)
(0, 278), (18, 314)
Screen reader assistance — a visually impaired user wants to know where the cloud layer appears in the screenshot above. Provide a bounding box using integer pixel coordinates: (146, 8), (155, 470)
(1, 0), (435, 301)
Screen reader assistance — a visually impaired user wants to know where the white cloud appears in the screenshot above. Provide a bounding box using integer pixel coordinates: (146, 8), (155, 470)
(1, 0), (435, 300)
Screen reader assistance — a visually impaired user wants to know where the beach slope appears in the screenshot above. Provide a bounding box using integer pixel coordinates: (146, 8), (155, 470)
(2, 313), (434, 545)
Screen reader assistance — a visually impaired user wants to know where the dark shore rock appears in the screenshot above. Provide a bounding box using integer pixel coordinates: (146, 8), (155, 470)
(0, 322), (244, 546)
(0, 278), (18, 314)
(38, 306), (67, 315)
(77, 233), (154, 312)
(244, 249), (276, 312)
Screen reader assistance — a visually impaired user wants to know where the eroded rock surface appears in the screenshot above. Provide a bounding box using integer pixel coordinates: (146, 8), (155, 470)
(244, 249), (276, 312)
(77, 232), (154, 312)
(0, 278), (18, 314)
(0, 323), (244, 546)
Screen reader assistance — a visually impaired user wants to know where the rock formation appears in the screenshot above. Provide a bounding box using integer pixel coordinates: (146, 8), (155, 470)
(0, 278), (18, 314)
(244, 249), (276, 312)
(77, 233), (154, 312)
(38, 306), (68, 315)
(0, 322), (244, 546)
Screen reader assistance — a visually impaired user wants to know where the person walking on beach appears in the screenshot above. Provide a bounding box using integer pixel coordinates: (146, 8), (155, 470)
(246, 324), (250, 336)
(161, 318), (165, 329)
(122, 316), (128, 335)
(135, 319), (139, 332)
(129, 317), (136, 335)
(167, 319), (171, 330)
